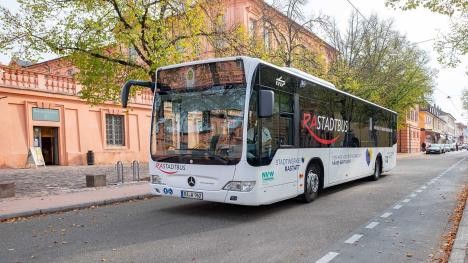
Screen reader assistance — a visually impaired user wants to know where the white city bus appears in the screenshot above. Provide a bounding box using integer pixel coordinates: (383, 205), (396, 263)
(121, 56), (397, 205)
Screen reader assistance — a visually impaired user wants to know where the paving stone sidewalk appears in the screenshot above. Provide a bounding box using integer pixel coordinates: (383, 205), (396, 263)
(0, 163), (149, 198)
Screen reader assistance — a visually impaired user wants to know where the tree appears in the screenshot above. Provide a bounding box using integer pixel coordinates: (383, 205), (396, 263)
(323, 12), (434, 124)
(0, 0), (240, 104)
(385, 0), (468, 67)
(249, 0), (330, 77)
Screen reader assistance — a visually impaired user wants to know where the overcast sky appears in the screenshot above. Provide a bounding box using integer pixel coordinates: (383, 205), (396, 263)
(1, 0), (466, 123)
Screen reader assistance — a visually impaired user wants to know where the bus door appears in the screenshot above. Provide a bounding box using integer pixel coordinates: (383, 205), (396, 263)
(258, 89), (299, 188)
(269, 90), (299, 188)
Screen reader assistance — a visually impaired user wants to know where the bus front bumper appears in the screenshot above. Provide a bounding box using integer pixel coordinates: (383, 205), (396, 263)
(150, 183), (260, 206)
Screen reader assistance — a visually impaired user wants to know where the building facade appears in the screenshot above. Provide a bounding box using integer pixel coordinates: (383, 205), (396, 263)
(0, 61), (153, 168)
(440, 111), (456, 143)
(455, 122), (466, 145)
(0, 0), (335, 168)
(419, 104), (446, 147)
(398, 106), (421, 153)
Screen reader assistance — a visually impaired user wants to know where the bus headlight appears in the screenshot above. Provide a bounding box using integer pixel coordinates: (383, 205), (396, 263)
(223, 181), (256, 192)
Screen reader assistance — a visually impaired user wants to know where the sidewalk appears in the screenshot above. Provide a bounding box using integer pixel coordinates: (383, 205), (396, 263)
(449, 199), (468, 263)
(0, 164), (153, 221)
(0, 182), (153, 221)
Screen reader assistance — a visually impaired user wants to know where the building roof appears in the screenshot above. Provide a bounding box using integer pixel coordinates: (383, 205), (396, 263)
(440, 111), (456, 121)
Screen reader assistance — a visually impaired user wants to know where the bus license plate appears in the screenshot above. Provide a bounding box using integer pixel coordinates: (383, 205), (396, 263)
(181, 190), (203, 200)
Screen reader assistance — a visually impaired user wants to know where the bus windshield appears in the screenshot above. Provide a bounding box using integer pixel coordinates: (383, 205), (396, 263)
(151, 60), (246, 165)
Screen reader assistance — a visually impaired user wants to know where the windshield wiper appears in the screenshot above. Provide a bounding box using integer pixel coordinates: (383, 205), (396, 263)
(208, 154), (231, 165)
(155, 154), (191, 162)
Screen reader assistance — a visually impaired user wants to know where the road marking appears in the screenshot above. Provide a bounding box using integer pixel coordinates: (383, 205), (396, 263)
(416, 189), (423, 193)
(393, 204), (403, 209)
(421, 186), (427, 189)
(402, 199), (411, 203)
(410, 193), (417, 197)
(344, 234), (363, 244)
(315, 252), (339, 263)
(381, 212), (392, 218)
(365, 222), (379, 229)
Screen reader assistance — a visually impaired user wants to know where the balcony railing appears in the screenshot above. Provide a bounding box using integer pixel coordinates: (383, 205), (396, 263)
(0, 64), (78, 95)
(0, 64), (153, 105)
(130, 90), (154, 105)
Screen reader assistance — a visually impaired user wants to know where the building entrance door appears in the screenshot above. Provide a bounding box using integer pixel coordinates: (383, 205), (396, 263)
(33, 126), (59, 165)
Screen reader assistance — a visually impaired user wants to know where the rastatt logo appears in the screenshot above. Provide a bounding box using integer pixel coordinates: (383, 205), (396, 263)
(302, 112), (349, 145)
(155, 163), (186, 175)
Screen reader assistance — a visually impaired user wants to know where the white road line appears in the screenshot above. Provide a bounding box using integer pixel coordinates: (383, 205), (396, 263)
(393, 204), (403, 209)
(421, 186), (427, 189)
(410, 193), (417, 197)
(381, 212), (392, 218)
(315, 252), (339, 263)
(365, 222), (379, 229)
(416, 189), (423, 193)
(344, 234), (363, 244)
(402, 199), (411, 203)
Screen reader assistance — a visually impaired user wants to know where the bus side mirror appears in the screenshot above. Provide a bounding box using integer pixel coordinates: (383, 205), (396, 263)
(259, 90), (274, 118)
(121, 80), (155, 108)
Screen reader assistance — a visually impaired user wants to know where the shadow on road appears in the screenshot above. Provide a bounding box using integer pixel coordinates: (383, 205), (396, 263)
(157, 173), (391, 221)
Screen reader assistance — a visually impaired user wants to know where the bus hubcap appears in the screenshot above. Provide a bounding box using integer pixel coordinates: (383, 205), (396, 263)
(307, 170), (319, 193)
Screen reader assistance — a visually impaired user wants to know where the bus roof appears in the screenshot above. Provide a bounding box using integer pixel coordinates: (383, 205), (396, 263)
(157, 56), (397, 115)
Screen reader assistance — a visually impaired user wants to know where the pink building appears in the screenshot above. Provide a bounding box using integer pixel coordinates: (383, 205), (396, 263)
(0, 0), (335, 168)
(0, 59), (153, 168)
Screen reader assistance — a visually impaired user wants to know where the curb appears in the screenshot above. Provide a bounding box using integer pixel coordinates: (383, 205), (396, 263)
(0, 194), (154, 221)
(449, 199), (468, 263)
(396, 153), (424, 159)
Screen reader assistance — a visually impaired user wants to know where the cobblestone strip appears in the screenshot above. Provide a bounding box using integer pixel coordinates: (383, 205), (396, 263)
(0, 163), (149, 198)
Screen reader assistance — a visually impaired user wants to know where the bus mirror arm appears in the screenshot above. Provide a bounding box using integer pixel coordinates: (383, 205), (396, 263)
(121, 80), (155, 108)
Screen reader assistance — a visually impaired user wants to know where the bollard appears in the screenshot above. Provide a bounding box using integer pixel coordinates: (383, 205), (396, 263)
(86, 174), (106, 187)
(116, 161), (124, 183)
(0, 182), (15, 198)
(132, 160), (140, 181)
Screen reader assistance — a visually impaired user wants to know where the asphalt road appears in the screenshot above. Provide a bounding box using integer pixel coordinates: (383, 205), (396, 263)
(1, 151), (467, 263)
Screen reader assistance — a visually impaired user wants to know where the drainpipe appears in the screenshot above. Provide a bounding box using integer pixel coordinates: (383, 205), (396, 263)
(409, 126), (411, 153)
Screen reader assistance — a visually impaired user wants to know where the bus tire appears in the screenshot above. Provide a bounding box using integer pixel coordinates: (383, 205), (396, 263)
(370, 157), (382, 181)
(301, 163), (321, 203)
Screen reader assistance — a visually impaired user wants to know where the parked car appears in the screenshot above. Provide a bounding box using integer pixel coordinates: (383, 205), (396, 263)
(426, 144), (444, 154)
(443, 144), (451, 152)
(450, 143), (456, 151)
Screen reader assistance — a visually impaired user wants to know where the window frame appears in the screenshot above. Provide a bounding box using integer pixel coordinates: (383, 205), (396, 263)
(105, 114), (126, 147)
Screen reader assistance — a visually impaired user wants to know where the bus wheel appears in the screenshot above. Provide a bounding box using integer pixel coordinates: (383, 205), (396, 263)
(370, 158), (381, 181)
(302, 163), (320, 203)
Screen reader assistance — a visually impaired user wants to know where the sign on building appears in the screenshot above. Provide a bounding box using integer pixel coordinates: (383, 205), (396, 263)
(32, 108), (60, 122)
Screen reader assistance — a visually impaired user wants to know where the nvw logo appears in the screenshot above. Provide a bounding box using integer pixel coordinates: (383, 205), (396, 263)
(302, 113), (349, 145)
(262, 171), (274, 182)
(275, 76), (286, 87)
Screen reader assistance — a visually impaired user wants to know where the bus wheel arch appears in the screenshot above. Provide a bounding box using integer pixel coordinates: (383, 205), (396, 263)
(301, 158), (324, 203)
